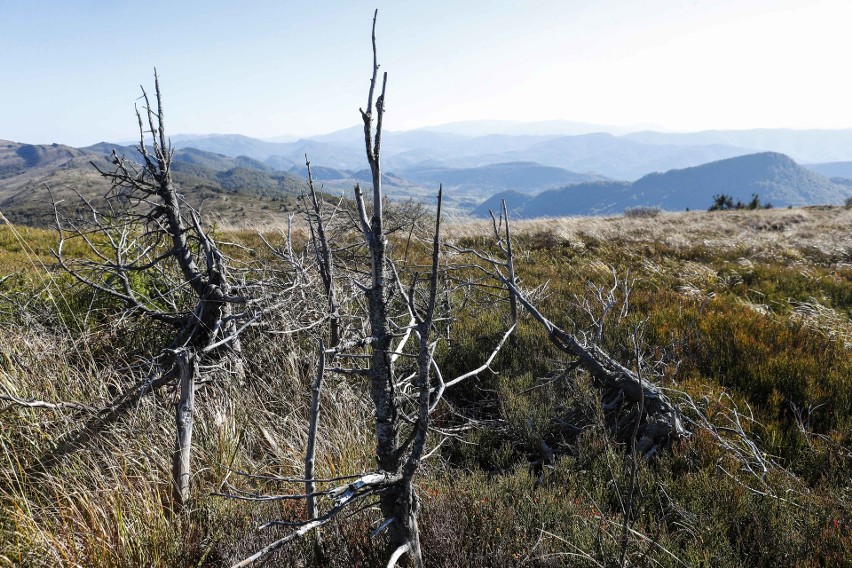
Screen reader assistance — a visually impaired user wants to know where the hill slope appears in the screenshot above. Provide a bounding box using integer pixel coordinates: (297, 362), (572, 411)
(473, 152), (850, 218)
(1, 140), (93, 178)
(0, 141), (308, 226)
(630, 152), (845, 209)
(494, 133), (753, 180)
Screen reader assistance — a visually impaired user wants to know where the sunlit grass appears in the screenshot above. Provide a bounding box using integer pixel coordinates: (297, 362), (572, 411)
(1, 206), (850, 566)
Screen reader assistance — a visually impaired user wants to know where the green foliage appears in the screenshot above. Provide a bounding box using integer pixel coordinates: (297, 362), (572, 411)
(623, 205), (662, 218)
(710, 193), (773, 211)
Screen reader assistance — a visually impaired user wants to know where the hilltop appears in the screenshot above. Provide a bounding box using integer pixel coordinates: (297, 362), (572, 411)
(2, 205), (850, 566)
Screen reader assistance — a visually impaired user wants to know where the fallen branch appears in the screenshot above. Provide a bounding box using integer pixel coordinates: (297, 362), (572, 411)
(485, 204), (686, 454)
(227, 471), (401, 567)
(0, 385), (96, 414)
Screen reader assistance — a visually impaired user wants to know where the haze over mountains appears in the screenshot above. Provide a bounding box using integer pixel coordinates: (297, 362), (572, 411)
(3, 120), (852, 225)
(170, 126), (754, 180)
(168, 120), (852, 174)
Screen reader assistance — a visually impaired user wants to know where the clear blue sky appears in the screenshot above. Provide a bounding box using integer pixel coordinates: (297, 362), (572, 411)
(2, 0), (852, 146)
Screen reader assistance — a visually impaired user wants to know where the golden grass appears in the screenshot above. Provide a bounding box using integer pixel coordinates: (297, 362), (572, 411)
(446, 206), (852, 264)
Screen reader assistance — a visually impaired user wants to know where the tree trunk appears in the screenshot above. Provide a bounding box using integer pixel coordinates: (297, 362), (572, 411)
(389, 480), (422, 567)
(172, 349), (197, 509)
(305, 340), (324, 519)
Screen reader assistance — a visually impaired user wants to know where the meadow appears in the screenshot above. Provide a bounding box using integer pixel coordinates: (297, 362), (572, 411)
(0, 204), (850, 567)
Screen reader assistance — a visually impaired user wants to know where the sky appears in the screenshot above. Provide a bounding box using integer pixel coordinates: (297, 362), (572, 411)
(3, 0), (852, 146)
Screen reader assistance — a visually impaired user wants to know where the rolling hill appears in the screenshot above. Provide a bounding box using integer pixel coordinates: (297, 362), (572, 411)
(171, 134), (367, 170)
(0, 141), (308, 226)
(5, 134), (852, 226)
(473, 152), (851, 218)
(400, 162), (601, 194)
(1, 140), (93, 177)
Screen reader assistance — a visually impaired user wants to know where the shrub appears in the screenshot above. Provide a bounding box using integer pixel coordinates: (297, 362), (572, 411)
(624, 205), (662, 218)
(709, 193), (772, 211)
(709, 194), (735, 211)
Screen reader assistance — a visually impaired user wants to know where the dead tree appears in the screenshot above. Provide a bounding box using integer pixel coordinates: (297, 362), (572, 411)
(305, 339), (325, 521)
(302, 156), (341, 346)
(231, 12), (514, 567)
(489, 201), (518, 327)
(467, 202), (686, 455)
(35, 72), (251, 508)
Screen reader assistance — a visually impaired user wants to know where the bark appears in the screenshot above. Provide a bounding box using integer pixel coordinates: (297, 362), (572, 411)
(305, 340), (325, 519)
(392, 187), (442, 568)
(505, 276), (685, 453)
(305, 157), (340, 347)
(172, 349), (197, 508)
(35, 74), (245, 503)
(356, 12), (421, 562)
(502, 200), (518, 326)
(493, 207), (685, 453)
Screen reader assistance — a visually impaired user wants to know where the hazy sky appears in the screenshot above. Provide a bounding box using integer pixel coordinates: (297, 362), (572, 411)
(3, 0), (852, 146)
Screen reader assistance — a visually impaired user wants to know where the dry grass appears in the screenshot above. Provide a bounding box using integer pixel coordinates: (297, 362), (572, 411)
(0, 318), (375, 567)
(1, 205), (850, 566)
(446, 206), (852, 265)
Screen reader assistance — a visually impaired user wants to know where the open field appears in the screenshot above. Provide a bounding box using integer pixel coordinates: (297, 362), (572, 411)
(1, 205), (850, 567)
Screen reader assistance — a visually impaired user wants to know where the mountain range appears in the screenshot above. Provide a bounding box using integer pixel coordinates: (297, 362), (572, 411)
(170, 129), (752, 181)
(0, 140), (307, 225)
(3, 121), (852, 225)
(170, 121), (852, 178)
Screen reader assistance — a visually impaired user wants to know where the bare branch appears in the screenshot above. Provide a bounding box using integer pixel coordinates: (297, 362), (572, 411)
(387, 543), (411, 568)
(0, 389), (96, 414)
(440, 323), (516, 390)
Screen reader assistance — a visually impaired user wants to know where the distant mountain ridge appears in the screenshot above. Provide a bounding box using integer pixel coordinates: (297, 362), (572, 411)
(803, 161), (852, 179)
(1, 140), (92, 177)
(625, 129), (852, 163)
(472, 152), (851, 218)
(400, 162), (601, 194)
(413, 119), (663, 137)
(7, 119), (852, 225)
(106, 123), (852, 193)
(167, 130), (754, 181)
(0, 141), (308, 225)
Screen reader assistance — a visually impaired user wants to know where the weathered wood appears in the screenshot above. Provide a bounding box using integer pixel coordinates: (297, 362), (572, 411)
(305, 339), (325, 520)
(494, 206), (685, 453)
(37, 74), (248, 506)
(304, 156), (340, 346)
(502, 199), (518, 326)
(172, 349), (197, 507)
